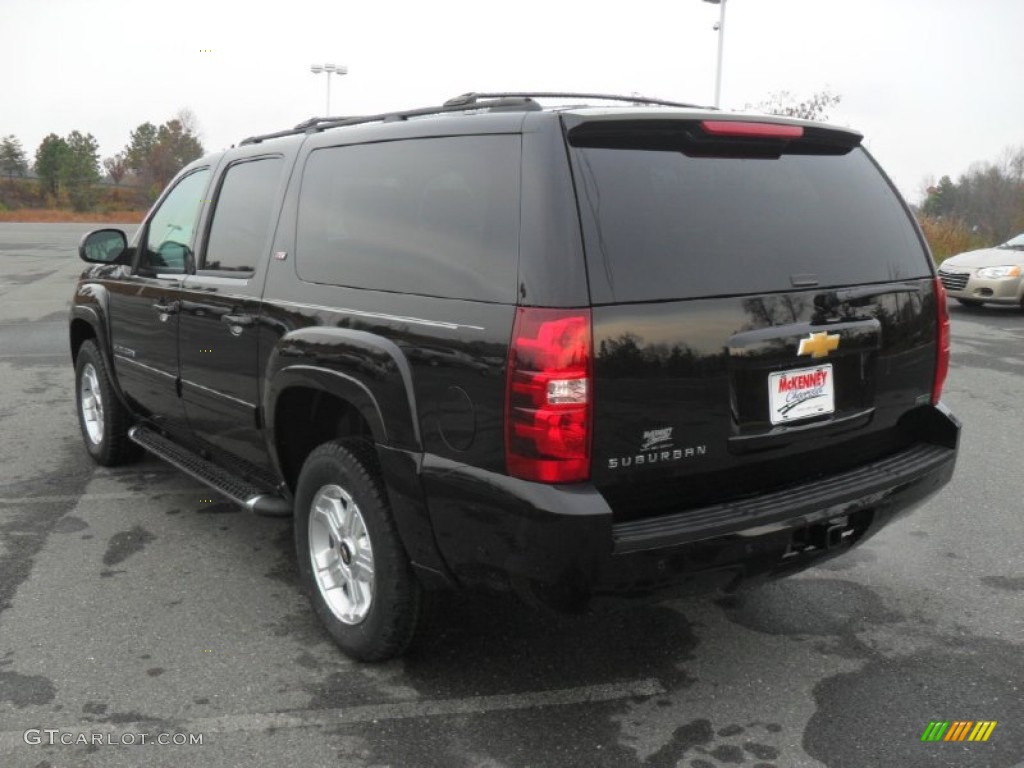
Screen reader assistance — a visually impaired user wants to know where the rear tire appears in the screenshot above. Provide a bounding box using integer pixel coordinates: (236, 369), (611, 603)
(294, 440), (425, 662)
(74, 340), (143, 466)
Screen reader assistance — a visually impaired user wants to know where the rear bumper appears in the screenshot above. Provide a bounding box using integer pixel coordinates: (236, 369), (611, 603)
(421, 405), (960, 609)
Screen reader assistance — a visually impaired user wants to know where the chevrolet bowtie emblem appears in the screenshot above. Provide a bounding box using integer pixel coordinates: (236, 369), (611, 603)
(798, 331), (840, 358)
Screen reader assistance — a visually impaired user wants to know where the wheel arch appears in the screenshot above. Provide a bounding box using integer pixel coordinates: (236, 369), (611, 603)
(266, 363), (454, 587)
(69, 314), (98, 363)
(268, 368), (387, 493)
(69, 296), (132, 411)
(69, 301), (108, 363)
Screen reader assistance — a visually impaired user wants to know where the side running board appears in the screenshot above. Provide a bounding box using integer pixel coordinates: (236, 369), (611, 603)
(128, 426), (292, 517)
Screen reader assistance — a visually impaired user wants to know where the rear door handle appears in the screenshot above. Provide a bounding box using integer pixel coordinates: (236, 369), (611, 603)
(221, 313), (255, 327)
(152, 300), (179, 315)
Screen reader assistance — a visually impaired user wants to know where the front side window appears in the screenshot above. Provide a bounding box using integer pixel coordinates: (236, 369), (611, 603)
(295, 135), (520, 302)
(141, 168), (211, 274)
(203, 157), (285, 273)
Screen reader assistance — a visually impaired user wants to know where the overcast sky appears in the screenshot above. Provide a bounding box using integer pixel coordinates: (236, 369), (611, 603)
(2, 0), (1021, 204)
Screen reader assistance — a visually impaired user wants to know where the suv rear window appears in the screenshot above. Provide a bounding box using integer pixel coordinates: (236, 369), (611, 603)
(296, 135), (521, 302)
(570, 132), (930, 303)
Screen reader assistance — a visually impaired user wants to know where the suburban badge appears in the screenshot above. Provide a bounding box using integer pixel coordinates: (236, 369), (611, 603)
(608, 426), (706, 469)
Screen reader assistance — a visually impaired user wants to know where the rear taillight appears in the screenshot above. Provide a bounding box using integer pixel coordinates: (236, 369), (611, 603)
(932, 277), (950, 404)
(505, 308), (592, 483)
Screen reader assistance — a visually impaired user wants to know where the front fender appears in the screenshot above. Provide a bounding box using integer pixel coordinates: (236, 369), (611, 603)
(69, 280), (131, 409)
(70, 280), (112, 358)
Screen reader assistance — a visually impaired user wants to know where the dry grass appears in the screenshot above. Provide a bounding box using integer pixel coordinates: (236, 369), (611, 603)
(0, 208), (146, 223)
(918, 215), (990, 264)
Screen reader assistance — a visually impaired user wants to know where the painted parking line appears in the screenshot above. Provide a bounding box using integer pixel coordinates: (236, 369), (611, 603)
(0, 353), (68, 359)
(0, 678), (665, 749)
(0, 489), (212, 505)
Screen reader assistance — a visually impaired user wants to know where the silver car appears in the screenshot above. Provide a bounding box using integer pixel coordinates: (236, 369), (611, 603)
(938, 233), (1024, 308)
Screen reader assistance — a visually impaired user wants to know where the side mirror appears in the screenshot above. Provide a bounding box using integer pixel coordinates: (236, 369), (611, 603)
(79, 229), (128, 264)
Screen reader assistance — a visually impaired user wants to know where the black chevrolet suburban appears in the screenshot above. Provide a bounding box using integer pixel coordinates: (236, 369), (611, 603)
(69, 92), (960, 661)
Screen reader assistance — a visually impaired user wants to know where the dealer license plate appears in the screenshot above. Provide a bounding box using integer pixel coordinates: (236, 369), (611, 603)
(768, 364), (835, 425)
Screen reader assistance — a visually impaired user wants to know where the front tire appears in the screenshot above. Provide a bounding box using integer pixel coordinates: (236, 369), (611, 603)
(295, 440), (424, 661)
(74, 340), (142, 466)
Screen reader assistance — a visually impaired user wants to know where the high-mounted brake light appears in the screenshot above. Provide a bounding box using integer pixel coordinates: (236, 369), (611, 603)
(505, 308), (592, 483)
(700, 120), (804, 139)
(932, 277), (950, 404)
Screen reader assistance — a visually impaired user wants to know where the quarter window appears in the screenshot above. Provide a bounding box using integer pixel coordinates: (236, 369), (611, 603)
(141, 168), (211, 274)
(203, 157), (285, 273)
(296, 136), (520, 302)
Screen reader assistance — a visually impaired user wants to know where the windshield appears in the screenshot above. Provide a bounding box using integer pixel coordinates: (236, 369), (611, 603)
(999, 233), (1024, 249)
(570, 143), (931, 303)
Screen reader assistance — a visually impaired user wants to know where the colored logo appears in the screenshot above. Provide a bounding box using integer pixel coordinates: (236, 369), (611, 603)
(920, 721), (997, 742)
(797, 331), (840, 359)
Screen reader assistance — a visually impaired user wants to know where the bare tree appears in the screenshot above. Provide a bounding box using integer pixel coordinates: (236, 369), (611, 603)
(921, 145), (1024, 243)
(748, 89), (842, 122)
(176, 108), (201, 139)
(103, 153), (128, 185)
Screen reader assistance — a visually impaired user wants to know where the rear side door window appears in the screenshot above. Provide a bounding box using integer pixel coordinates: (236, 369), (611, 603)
(295, 135), (521, 302)
(140, 168), (210, 275)
(202, 156), (285, 275)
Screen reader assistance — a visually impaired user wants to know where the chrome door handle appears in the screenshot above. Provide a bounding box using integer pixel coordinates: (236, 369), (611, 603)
(152, 300), (179, 314)
(221, 313), (255, 327)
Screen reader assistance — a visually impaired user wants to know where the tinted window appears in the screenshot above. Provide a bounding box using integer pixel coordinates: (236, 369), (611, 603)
(142, 168), (210, 274)
(572, 144), (930, 303)
(296, 136), (520, 301)
(203, 157), (285, 272)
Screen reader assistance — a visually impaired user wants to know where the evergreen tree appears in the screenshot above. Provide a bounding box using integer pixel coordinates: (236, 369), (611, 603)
(34, 134), (69, 195)
(0, 135), (28, 179)
(63, 131), (101, 211)
(124, 114), (204, 197)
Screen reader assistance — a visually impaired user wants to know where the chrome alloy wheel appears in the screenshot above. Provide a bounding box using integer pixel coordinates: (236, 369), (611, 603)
(79, 363), (105, 445)
(308, 484), (376, 625)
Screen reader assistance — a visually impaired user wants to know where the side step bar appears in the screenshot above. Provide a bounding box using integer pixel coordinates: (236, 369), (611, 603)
(128, 426), (292, 517)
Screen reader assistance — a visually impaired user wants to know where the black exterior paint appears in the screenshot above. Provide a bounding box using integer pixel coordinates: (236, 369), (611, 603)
(69, 104), (960, 606)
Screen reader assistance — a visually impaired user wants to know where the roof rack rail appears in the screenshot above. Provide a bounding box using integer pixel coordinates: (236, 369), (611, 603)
(239, 91), (705, 146)
(239, 96), (541, 146)
(443, 91), (705, 109)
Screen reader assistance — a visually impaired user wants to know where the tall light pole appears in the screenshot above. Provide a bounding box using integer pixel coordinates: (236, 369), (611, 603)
(703, 0), (727, 108)
(310, 63), (348, 115)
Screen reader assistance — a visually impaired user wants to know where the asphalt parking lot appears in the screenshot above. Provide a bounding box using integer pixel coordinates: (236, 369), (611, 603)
(0, 222), (1022, 768)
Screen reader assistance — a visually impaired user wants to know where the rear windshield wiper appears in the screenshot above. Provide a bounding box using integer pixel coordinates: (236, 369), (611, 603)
(814, 283), (922, 317)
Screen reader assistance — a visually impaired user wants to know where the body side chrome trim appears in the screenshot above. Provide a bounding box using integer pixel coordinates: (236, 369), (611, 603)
(114, 355), (175, 379)
(182, 275), (253, 287)
(269, 298), (485, 331)
(181, 378), (256, 409)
